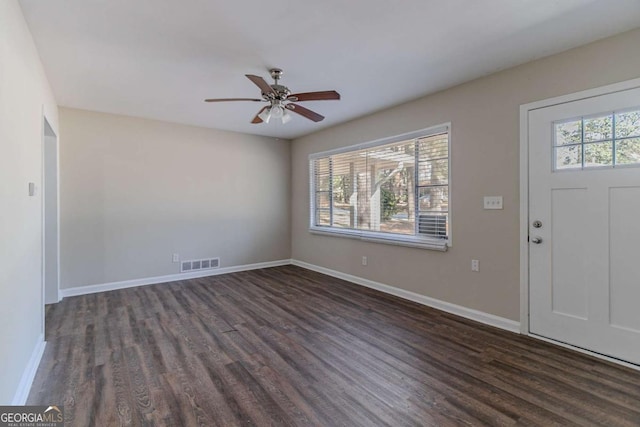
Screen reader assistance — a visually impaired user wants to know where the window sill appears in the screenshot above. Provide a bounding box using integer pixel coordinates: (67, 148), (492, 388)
(309, 227), (448, 251)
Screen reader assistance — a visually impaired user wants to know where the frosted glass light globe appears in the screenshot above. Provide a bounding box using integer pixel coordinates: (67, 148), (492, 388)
(271, 105), (284, 119)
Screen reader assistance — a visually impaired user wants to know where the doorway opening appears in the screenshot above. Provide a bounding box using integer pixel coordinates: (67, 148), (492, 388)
(43, 117), (59, 323)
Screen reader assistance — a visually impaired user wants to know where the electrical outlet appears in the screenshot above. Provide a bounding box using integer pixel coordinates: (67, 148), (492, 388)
(362, 256), (368, 266)
(172, 253), (179, 263)
(471, 259), (479, 272)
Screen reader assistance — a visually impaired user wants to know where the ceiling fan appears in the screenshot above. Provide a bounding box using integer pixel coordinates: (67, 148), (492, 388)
(205, 68), (340, 124)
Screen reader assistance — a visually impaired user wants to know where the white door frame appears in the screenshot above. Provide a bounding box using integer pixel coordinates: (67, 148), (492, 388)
(41, 110), (61, 336)
(519, 76), (640, 369)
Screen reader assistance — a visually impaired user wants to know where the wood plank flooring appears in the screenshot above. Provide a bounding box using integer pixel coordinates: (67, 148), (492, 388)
(28, 265), (640, 426)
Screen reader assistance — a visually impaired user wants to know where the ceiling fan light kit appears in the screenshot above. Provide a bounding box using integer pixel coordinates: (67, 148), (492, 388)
(258, 101), (292, 124)
(205, 68), (340, 125)
(258, 108), (272, 123)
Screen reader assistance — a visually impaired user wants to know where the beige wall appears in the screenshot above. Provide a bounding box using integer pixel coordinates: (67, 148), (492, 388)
(0, 0), (59, 403)
(291, 28), (640, 321)
(59, 108), (290, 288)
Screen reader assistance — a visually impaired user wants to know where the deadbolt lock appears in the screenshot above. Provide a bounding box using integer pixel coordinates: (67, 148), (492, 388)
(532, 220), (542, 228)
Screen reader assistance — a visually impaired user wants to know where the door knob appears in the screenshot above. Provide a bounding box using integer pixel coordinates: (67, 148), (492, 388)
(531, 237), (542, 244)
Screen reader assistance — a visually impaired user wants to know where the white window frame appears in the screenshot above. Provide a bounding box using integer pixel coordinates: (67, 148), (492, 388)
(309, 123), (451, 251)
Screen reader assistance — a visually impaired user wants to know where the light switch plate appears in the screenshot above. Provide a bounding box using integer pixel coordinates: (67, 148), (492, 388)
(483, 196), (503, 210)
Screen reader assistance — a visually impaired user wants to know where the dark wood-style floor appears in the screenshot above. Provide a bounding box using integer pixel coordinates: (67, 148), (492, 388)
(28, 265), (640, 426)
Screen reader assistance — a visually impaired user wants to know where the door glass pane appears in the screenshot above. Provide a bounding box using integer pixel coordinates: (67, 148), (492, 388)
(615, 111), (640, 139)
(555, 120), (582, 145)
(555, 145), (582, 170)
(616, 138), (640, 165)
(584, 141), (613, 167)
(584, 115), (612, 142)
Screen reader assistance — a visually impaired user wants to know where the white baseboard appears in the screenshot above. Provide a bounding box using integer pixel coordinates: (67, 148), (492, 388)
(12, 334), (46, 405)
(60, 259), (292, 298)
(291, 259), (521, 334)
(59, 258), (520, 334)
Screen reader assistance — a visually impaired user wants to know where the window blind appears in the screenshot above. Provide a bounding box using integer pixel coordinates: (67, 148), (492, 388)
(310, 126), (450, 248)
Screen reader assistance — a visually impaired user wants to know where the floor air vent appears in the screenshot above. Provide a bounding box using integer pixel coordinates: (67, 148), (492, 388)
(181, 257), (220, 273)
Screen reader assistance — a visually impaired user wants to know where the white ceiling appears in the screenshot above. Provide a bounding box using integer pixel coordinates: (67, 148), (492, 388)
(19, 0), (640, 140)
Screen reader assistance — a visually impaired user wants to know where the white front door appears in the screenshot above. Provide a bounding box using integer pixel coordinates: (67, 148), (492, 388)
(529, 86), (640, 365)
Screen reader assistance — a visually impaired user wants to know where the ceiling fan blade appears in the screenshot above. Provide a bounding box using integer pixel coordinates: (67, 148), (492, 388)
(251, 106), (269, 124)
(204, 98), (263, 102)
(246, 75), (276, 96)
(287, 91), (340, 102)
(286, 103), (325, 122)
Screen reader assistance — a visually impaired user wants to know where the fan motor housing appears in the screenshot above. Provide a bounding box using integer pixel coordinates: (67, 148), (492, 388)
(270, 84), (290, 100)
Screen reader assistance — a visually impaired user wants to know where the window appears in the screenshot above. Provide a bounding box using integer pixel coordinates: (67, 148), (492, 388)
(554, 108), (640, 170)
(309, 125), (450, 250)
